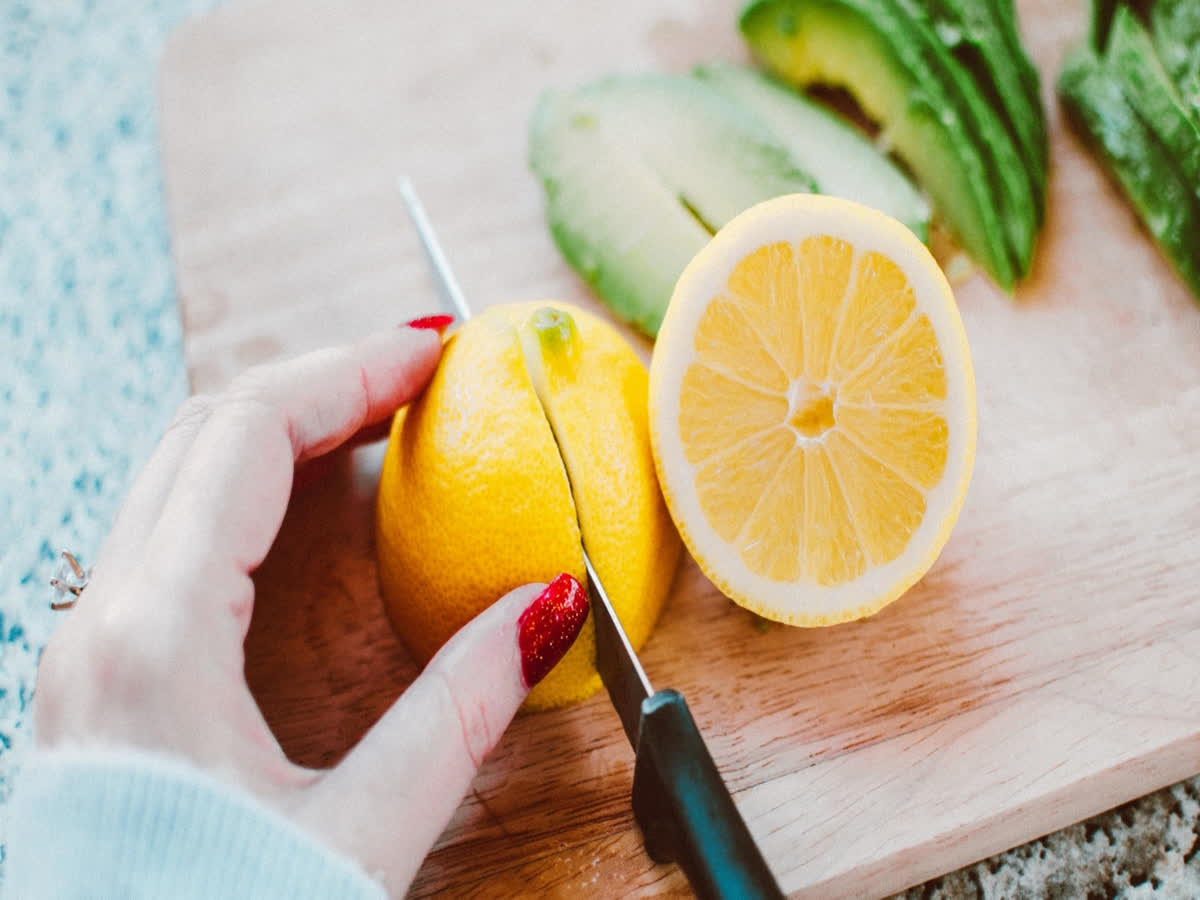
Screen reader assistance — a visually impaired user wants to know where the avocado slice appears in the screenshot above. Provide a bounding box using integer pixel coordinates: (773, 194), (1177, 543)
(528, 73), (816, 336)
(1058, 45), (1200, 299)
(914, 0), (1048, 221)
(693, 61), (931, 241)
(992, 0), (1048, 167)
(996, 0), (1044, 102)
(1150, 0), (1200, 125)
(1106, 6), (1200, 196)
(889, 0), (1039, 279)
(1088, 0), (1122, 51)
(740, 0), (1016, 288)
(985, 0), (1047, 173)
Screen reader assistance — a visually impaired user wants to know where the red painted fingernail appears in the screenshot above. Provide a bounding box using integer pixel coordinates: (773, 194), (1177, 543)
(518, 573), (589, 689)
(405, 314), (454, 335)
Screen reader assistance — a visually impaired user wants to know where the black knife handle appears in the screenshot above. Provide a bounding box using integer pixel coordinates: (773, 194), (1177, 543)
(631, 690), (784, 900)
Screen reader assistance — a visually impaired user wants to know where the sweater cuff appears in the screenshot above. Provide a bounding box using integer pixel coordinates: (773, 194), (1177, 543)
(6, 747), (387, 899)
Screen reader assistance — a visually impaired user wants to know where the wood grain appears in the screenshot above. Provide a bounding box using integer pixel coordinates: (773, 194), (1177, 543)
(158, 0), (1200, 896)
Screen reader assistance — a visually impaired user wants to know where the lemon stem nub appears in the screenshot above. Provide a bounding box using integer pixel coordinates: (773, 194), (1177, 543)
(531, 306), (581, 363)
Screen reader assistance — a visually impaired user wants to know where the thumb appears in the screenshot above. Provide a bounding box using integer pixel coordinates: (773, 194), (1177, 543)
(297, 574), (588, 893)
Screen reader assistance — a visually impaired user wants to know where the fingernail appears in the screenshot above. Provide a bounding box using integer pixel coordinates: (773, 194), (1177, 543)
(405, 314), (454, 335)
(518, 573), (589, 689)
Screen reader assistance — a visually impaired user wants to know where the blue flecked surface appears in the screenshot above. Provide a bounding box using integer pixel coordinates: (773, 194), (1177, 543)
(0, 0), (221, 875)
(0, 1), (1196, 896)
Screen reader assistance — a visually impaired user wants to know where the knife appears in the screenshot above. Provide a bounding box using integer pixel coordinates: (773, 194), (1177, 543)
(398, 177), (784, 900)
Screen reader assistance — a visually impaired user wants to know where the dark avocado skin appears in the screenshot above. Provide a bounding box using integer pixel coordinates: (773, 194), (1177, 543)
(915, 0), (1048, 223)
(1088, 0), (1123, 51)
(1058, 44), (1200, 300)
(1149, 0), (1200, 127)
(740, 0), (1017, 288)
(992, 0), (1044, 112)
(890, 0), (1039, 281)
(1106, 6), (1200, 196)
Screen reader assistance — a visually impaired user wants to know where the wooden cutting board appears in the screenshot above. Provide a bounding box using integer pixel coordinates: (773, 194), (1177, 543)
(158, 1), (1200, 896)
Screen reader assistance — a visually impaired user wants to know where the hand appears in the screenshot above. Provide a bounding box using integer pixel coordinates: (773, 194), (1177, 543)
(32, 322), (589, 895)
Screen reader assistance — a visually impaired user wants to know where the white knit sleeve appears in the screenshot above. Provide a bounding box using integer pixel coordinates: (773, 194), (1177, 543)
(5, 747), (387, 899)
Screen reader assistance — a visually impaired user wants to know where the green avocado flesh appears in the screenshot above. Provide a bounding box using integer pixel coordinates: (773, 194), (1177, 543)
(694, 61), (931, 241)
(740, 0), (1020, 288)
(528, 73), (815, 336)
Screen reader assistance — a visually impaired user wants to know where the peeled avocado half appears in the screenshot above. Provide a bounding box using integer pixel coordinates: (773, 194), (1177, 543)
(529, 73), (815, 337)
(693, 61), (930, 242)
(529, 66), (937, 337)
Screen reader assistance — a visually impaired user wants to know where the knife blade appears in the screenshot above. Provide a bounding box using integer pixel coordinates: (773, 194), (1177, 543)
(397, 177), (783, 900)
(584, 551), (652, 748)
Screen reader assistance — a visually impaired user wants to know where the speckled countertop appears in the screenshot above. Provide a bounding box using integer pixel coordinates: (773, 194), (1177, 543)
(1, 1), (1197, 895)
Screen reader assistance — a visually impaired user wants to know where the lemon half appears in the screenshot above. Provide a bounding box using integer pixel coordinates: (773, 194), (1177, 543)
(649, 194), (976, 625)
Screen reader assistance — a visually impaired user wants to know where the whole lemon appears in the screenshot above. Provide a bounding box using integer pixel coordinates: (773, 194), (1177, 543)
(376, 301), (681, 710)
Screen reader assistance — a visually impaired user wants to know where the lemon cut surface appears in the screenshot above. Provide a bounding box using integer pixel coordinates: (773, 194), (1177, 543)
(649, 194), (976, 625)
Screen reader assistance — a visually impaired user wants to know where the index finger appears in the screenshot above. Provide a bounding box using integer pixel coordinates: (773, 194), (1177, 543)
(145, 324), (444, 580)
